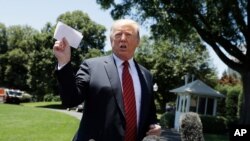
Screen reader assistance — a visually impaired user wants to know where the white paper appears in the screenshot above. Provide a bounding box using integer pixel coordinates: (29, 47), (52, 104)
(53, 21), (83, 48)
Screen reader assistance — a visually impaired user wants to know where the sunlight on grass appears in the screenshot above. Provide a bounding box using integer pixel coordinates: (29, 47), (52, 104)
(21, 101), (61, 107)
(0, 103), (79, 141)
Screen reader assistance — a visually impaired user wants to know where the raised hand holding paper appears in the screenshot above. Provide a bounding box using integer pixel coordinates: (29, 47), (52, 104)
(53, 21), (83, 48)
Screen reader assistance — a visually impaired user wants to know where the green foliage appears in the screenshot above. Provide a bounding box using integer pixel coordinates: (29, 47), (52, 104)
(136, 36), (217, 112)
(96, 0), (250, 124)
(215, 83), (242, 124)
(43, 94), (61, 102)
(4, 48), (29, 89)
(0, 10), (106, 101)
(159, 112), (175, 129)
(84, 48), (103, 59)
(0, 23), (7, 54)
(200, 116), (227, 134)
(204, 134), (229, 141)
(226, 86), (241, 123)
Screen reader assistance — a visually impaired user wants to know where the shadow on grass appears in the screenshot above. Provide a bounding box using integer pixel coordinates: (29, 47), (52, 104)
(36, 104), (65, 110)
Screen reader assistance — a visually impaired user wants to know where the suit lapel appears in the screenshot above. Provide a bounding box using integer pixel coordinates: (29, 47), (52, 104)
(104, 55), (125, 118)
(104, 56), (152, 134)
(134, 61), (151, 138)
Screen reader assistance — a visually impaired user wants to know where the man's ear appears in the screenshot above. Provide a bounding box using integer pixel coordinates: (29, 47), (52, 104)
(110, 36), (113, 44)
(136, 38), (140, 47)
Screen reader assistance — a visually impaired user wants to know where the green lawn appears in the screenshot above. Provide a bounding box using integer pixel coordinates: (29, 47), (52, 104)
(2, 102), (229, 141)
(0, 103), (79, 141)
(204, 133), (229, 141)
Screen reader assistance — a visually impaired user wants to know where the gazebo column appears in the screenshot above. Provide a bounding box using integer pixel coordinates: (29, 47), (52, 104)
(196, 96), (200, 113)
(204, 97), (208, 115)
(213, 98), (217, 116)
(185, 95), (190, 112)
(176, 95), (180, 112)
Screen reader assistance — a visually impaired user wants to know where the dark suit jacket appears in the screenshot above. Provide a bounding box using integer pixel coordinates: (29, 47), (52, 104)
(56, 55), (158, 141)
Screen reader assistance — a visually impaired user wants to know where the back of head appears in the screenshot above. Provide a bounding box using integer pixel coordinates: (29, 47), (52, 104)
(142, 135), (167, 141)
(179, 112), (205, 141)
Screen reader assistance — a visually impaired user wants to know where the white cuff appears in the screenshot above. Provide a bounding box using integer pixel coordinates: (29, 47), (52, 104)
(57, 63), (66, 70)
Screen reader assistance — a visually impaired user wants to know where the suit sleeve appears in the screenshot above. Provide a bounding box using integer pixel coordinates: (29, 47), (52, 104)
(148, 75), (159, 124)
(55, 61), (90, 108)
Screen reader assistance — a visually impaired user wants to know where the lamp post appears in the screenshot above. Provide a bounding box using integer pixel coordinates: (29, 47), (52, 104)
(153, 83), (158, 92)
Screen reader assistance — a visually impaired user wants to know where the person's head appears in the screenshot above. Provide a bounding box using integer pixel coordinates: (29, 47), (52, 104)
(110, 19), (140, 61)
(180, 112), (204, 141)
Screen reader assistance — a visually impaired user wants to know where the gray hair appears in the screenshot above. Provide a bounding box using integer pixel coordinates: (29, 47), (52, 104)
(179, 112), (205, 141)
(142, 135), (167, 141)
(110, 19), (140, 40)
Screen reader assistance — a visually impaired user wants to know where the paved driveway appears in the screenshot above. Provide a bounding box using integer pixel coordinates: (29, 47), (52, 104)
(48, 108), (82, 120)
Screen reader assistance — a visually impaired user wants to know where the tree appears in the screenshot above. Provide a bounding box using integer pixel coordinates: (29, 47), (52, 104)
(0, 23), (8, 86)
(136, 36), (217, 112)
(0, 23), (7, 54)
(96, 0), (249, 124)
(2, 25), (38, 90)
(0, 10), (106, 100)
(27, 11), (106, 100)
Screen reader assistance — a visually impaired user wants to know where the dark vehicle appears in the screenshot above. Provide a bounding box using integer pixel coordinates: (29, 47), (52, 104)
(4, 89), (23, 104)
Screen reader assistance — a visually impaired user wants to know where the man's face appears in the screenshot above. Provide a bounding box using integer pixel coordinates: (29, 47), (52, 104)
(111, 24), (139, 61)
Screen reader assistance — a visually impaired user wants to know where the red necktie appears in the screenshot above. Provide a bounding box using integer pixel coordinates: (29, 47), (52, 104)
(122, 61), (137, 141)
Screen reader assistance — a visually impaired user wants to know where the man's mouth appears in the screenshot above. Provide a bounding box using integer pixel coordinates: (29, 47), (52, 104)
(120, 45), (127, 48)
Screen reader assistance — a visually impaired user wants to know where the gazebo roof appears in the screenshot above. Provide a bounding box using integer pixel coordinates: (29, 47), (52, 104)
(169, 79), (225, 98)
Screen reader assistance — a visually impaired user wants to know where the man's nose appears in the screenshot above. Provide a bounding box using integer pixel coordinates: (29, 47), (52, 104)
(120, 33), (126, 40)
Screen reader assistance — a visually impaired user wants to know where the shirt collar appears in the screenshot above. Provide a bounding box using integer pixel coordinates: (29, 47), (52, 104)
(112, 54), (134, 68)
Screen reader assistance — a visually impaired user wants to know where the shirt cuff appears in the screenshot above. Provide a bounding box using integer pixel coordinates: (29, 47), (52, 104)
(57, 63), (67, 70)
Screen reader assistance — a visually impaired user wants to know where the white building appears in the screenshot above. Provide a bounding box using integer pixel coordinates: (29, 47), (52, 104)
(169, 79), (225, 130)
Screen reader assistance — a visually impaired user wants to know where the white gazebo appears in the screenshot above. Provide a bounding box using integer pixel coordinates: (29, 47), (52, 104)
(169, 79), (225, 130)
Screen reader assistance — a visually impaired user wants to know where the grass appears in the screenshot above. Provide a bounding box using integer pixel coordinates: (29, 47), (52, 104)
(21, 101), (64, 109)
(2, 102), (230, 141)
(204, 133), (229, 141)
(0, 103), (79, 141)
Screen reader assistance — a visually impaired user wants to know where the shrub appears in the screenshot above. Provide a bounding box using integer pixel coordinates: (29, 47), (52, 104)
(180, 112), (204, 141)
(43, 94), (53, 102)
(52, 95), (61, 102)
(159, 112), (175, 128)
(200, 115), (227, 134)
(43, 94), (60, 102)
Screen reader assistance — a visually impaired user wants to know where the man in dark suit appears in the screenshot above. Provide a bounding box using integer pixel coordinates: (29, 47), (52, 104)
(53, 19), (161, 141)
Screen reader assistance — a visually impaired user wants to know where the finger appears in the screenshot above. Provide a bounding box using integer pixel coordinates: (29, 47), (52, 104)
(62, 37), (69, 48)
(149, 124), (155, 129)
(54, 41), (61, 48)
(146, 124), (161, 135)
(147, 129), (161, 136)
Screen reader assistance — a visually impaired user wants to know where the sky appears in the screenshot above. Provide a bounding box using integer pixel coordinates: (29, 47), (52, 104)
(0, 0), (227, 77)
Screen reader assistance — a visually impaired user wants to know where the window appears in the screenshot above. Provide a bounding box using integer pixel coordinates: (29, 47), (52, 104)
(206, 98), (214, 115)
(190, 95), (198, 112)
(198, 97), (206, 114)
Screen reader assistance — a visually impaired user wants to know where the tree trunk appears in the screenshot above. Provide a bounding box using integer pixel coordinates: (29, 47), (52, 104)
(239, 71), (250, 124)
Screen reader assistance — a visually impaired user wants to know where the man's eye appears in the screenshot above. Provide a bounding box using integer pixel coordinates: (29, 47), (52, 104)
(125, 33), (132, 38)
(115, 33), (122, 37)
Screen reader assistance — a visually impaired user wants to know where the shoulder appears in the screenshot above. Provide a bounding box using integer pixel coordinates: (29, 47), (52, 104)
(138, 64), (151, 74)
(85, 55), (111, 63)
(81, 55), (112, 66)
(134, 61), (151, 76)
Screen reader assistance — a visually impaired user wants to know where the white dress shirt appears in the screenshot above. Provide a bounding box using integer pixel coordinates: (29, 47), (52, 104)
(112, 54), (141, 126)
